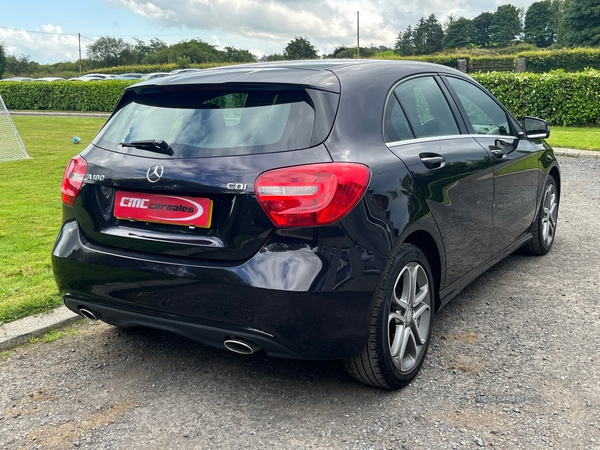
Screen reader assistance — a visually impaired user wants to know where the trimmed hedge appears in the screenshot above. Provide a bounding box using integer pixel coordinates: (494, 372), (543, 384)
(2, 70), (600, 125)
(519, 48), (600, 73)
(473, 70), (600, 126)
(0, 80), (136, 111)
(378, 54), (471, 69)
(470, 56), (516, 72)
(380, 54), (517, 72)
(377, 48), (600, 73)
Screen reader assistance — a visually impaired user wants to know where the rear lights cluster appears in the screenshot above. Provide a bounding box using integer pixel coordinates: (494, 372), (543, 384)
(255, 163), (370, 227)
(61, 155), (88, 206)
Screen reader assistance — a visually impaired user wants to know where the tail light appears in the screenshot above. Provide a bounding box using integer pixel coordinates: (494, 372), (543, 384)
(255, 162), (370, 227)
(61, 155), (88, 206)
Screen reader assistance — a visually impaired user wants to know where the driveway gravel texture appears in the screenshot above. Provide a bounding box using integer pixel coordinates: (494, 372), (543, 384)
(1, 156), (598, 450)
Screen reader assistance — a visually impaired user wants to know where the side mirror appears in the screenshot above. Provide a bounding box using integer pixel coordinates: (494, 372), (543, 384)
(521, 116), (550, 139)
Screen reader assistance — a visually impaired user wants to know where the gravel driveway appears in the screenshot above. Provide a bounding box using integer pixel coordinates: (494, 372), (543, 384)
(1, 156), (599, 450)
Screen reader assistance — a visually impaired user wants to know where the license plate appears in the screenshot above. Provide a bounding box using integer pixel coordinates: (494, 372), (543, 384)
(114, 191), (213, 228)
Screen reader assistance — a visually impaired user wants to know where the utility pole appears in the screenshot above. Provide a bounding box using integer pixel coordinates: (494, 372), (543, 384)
(357, 11), (360, 58)
(78, 33), (82, 74)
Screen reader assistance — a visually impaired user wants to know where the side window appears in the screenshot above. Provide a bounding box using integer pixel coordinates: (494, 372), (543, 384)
(446, 77), (511, 136)
(394, 77), (459, 138)
(383, 95), (414, 142)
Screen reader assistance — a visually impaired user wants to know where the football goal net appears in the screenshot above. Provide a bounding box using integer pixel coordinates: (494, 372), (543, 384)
(0, 94), (30, 162)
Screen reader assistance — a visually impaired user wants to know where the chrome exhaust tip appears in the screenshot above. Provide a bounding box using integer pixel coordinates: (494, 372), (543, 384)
(223, 337), (261, 355)
(79, 307), (99, 321)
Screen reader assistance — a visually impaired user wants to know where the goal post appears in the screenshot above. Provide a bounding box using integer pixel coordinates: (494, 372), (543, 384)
(0, 94), (30, 162)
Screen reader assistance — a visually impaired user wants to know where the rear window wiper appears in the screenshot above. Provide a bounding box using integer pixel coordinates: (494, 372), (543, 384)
(119, 139), (174, 156)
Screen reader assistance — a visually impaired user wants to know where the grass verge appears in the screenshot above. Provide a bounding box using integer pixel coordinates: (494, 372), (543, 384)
(0, 116), (106, 325)
(546, 126), (600, 151)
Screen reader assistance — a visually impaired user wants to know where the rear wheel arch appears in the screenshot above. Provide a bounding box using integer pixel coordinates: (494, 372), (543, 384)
(549, 167), (560, 204)
(402, 230), (443, 312)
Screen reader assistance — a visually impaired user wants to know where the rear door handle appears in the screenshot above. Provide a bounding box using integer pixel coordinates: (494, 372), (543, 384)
(419, 154), (446, 169)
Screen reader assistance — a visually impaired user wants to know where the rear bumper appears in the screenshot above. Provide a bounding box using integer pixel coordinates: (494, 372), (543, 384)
(52, 220), (386, 359)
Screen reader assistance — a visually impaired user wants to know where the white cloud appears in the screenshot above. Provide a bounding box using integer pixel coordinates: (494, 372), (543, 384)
(101, 0), (527, 53)
(105, 0), (474, 52)
(0, 0), (539, 64)
(0, 25), (82, 64)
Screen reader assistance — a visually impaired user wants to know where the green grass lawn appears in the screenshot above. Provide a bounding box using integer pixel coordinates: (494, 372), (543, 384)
(0, 116), (597, 326)
(0, 116), (106, 324)
(546, 126), (600, 151)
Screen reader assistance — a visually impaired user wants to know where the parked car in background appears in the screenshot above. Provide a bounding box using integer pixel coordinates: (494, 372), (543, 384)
(168, 68), (203, 75)
(0, 77), (34, 82)
(140, 72), (171, 81)
(53, 60), (560, 389)
(114, 73), (144, 80)
(69, 74), (115, 81)
(33, 77), (66, 82)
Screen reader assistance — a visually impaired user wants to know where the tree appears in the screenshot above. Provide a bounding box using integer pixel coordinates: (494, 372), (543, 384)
(423, 14), (444, 54)
(265, 53), (286, 61)
(5, 54), (40, 76)
(443, 17), (476, 49)
(224, 47), (255, 63)
(144, 39), (222, 64)
(472, 12), (495, 47)
(411, 15), (444, 55)
(490, 4), (523, 47)
(394, 25), (415, 56)
(333, 46), (378, 58)
(332, 46), (347, 58)
(283, 37), (318, 60)
(412, 17), (428, 54)
(554, 0), (568, 46)
(562, 0), (600, 46)
(0, 41), (6, 78)
(133, 37), (167, 64)
(87, 36), (135, 67)
(524, 1), (558, 47)
(444, 14), (458, 30)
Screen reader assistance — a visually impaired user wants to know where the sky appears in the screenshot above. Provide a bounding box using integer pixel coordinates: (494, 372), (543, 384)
(1, 0), (542, 64)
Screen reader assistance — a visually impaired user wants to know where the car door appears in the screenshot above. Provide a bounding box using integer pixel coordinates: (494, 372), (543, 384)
(442, 76), (540, 256)
(384, 75), (495, 286)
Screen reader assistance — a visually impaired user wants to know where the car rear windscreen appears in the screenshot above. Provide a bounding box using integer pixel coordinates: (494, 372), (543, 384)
(94, 85), (322, 157)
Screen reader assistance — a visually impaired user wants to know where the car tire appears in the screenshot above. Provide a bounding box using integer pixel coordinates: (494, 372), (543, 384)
(522, 176), (558, 256)
(344, 244), (434, 389)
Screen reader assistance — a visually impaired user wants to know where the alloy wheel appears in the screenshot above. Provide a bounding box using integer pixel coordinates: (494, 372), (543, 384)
(541, 183), (558, 247)
(388, 262), (432, 373)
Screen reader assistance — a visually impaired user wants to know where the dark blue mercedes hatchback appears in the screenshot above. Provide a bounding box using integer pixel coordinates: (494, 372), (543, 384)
(53, 60), (560, 389)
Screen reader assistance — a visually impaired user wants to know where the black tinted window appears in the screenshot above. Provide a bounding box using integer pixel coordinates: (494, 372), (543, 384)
(394, 77), (459, 138)
(446, 77), (511, 136)
(384, 96), (414, 142)
(95, 86), (318, 157)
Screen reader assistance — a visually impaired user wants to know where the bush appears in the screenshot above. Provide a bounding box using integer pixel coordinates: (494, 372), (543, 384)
(473, 70), (600, 126)
(0, 80), (137, 111)
(376, 48), (600, 73)
(375, 53), (472, 69)
(2, 69), (600, 126)
(518, 48), (600, 73)
(470, 56), (516, 72)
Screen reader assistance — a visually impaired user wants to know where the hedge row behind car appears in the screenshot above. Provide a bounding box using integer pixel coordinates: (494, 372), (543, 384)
(475, 70), (600, 126)
(2, 69), (600, 126)
(379, 48), (600, 74)
(0, 80), (137, 112)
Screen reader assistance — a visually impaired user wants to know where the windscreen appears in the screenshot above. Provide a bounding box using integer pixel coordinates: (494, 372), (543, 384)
(95, 85), (317, 157)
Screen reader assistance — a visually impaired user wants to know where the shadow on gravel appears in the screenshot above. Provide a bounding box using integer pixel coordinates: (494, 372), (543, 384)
(86, 250), (537, 399)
